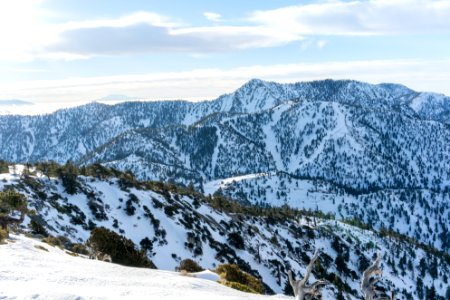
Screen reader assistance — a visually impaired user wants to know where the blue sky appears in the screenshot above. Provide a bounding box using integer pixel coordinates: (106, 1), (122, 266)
(1, 0), (450, 105)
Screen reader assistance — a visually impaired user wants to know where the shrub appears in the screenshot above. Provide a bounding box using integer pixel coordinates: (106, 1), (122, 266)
(216, 264), (263, 294)
(139, 237), (153, 254)
(34, 245), (49, 252)
(55, 235), (72, 248)
(58, 161), (79, 195)
(70, 243), (89, 255)
(164, 205), (176, 217)
(227, 232), (245, 249)
(124, 193), (139, 216)
(177, 259), (204, 273)
(87, 227), (156, 268)
(0, 190), (28, 237)
(28, 219), (48, 236)
(124, 199), (136, 216)
(0, 228), (7, 243)
(223, 281), (257, 293)
(42, 236), (64, 248)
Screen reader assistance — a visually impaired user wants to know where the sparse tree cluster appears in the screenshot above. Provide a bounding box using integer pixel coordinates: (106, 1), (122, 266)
(0, 190), (28, 240)
(87, 227), (156, 268)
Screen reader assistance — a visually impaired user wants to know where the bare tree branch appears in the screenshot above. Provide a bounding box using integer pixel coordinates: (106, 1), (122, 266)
(288, 249), (328, 300)
(361, 252), (394, 300)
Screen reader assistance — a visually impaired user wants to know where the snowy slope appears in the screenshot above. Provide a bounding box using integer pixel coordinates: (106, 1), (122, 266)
(0, 78), (448, 164)
(1, 79), (450, 263)
(204, 171), (450, 252)
(1, 168), (449, 299)
(76, 97), (450, 252)
(0, 234), (287, 300)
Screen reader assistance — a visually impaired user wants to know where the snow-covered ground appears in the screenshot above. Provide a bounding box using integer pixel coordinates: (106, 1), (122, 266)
(0, 234), (288, 300)
(2, 168), (449, 299)
(203, 172), (269, 196)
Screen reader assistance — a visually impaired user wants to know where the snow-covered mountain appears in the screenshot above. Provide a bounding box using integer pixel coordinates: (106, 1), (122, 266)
(2, 169), (449, 299)
(1, 79), (450, 253)
(1, 79), (448, 163)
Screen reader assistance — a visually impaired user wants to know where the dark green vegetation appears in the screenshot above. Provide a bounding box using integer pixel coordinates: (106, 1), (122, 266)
(216, 264), (264, 294)
(87, 227), (156, 268)
(1, 80), (450, 255)
(0, 189), (28, 240)
(177, 259), (204, 273)
(1, 161), (449, 299)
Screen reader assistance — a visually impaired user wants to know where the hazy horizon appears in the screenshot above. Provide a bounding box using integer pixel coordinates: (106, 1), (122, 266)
(1, 0), (450, 106)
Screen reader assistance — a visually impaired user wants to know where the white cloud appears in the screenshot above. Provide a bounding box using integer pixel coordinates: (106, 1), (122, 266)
(50, 24), (299, 56)
(1, 59), (450, 105)
(0, 0), (53, 61)
(40, 0), (450, 59)
(0, 5), (301, 61)
(43, 12), (301, 57)
(59, 11), (179, 30)
(204, 12), (222, 22)
(2, 0), (449, 61)
(300, 39), (328, 50)
(249, 0), (450, 36)
(0, 7), (295, 60)
(316, 40), (327, 49)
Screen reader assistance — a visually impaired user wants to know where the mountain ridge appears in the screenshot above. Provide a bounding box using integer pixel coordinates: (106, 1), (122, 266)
(1, 165), (449, 299)
(1, 78), (450, 254)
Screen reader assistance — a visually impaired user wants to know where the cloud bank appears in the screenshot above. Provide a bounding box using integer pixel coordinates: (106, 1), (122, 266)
(250, 0), (450, 36)
(1, 59), (450, 104)
(2, 1), (450, 61)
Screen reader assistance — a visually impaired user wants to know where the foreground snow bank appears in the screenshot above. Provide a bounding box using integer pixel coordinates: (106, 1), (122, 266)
(0, 234), (288, 300)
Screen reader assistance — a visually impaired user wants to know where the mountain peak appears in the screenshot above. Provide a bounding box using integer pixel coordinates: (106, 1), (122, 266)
(96, 94), (139, 102)
(245, 78), (268, 86)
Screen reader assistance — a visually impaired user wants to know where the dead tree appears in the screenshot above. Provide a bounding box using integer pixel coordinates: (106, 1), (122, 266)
(288, 249), (328, 300)
(361, 252), (394, 300)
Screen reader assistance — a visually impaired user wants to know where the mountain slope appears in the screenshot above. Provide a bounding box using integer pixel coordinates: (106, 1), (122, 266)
(1, 79), (450, 254)
(1, 79), (449, 164)
(75, 98), (450, 251)
(2, 168), (449, 299)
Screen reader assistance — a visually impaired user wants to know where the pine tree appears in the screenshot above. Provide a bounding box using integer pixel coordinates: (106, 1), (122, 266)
(418, 257), (427, 277)
(58, 161), (79, 194)
(416, 277), (424, 299)
(139, 237), (153, 255)
(282, 278), (294, 296)
(0, 190), (28, 239)
(425, 285), (437, 300)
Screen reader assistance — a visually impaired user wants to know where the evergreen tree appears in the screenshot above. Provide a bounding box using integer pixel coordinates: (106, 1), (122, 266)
(58, 161), (79, 194)
(416, 277), (424, 299)
(0, 190), (28, 239)
(87, 227), (155, 268)
(425, 285), (437, 300)
(418, 257), (427, 277)
(282, 278), (294, 296)
(177, 259), (203, 273)
(139, 237), (153, 254)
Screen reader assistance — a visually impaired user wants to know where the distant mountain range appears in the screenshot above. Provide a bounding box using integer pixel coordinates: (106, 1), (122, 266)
(96, 94), (140, 102)
(0, 79), (449, 252)
(0, 99), (34, 106)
